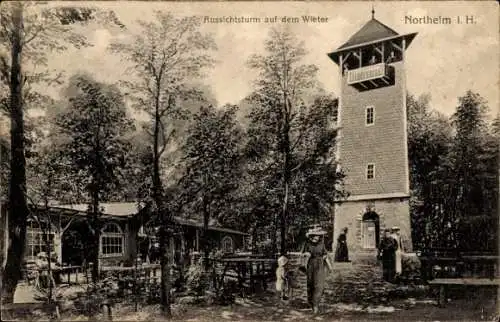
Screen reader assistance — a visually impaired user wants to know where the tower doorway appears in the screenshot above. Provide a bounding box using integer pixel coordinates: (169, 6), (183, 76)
(362, 211), (380, 249)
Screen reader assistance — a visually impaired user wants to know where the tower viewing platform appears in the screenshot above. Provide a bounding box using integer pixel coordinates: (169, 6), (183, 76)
(346, 62), (394, 90)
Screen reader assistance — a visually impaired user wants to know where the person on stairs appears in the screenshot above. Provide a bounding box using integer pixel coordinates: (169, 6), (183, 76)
(334, 227), (350, 262)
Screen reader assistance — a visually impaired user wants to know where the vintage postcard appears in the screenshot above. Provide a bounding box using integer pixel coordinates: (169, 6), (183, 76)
(0, 1), (498, 321)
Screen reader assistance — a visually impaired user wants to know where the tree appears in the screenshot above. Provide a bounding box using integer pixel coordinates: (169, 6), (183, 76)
(451, 91), (497, 252)
(407, 94), (454, 249)
(407, 92), (498, 252)
(24, 143), (71, 311)
(1, 2), (29, 304)
(0, 1), (124, 303)
(109, 12), (216, 315)
(179, 105), (243, 268)
(54, 74), (134, 281)
(0, 2), (125, 115)
(246, 26), (345, 254)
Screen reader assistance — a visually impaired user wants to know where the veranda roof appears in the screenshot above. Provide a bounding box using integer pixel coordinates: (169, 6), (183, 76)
(50, 202), (249, 236)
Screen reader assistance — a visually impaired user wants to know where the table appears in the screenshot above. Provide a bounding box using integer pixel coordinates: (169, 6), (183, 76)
(215, 258), (276, 294)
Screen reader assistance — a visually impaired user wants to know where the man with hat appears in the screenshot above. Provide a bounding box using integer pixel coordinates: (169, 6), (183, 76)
(301, 224), (329, 314)
(378, 228), (398, 283)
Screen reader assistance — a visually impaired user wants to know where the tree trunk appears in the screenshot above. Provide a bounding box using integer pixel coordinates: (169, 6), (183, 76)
(153, 92), (171, 316)
(45, 213), (54, 304)
(280, 95), (291, 256)
(269, 208), (278, 256)
(90, 189), (100, 282)
(331, 203), (336, 251)
(159, 227), (171, 316)
(202, 197), (210, 270)
(251, 225), (257, 254)
(1, 3), (27, 304)
(280, 182), (288, 255)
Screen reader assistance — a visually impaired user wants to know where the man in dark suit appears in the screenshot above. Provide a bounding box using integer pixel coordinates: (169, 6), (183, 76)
(378, 228), (398, 283)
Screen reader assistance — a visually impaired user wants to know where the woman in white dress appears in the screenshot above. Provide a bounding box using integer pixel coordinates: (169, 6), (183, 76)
(391, 227), (403, 277)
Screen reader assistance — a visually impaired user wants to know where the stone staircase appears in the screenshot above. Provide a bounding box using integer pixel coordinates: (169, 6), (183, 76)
(286, 253), (396, 304)
(325, 262), (390, 304)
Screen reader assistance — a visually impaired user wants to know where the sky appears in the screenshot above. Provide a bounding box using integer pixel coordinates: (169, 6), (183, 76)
(40, 1), (499, 118)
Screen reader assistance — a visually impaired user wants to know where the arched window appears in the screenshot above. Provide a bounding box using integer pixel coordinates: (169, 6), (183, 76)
(221, 236), (234, 254)
(362, 212), (380, 249)
(100, 223), (124, 257)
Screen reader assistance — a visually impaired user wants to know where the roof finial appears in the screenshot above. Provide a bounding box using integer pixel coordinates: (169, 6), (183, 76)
(371, 4), (375, 19)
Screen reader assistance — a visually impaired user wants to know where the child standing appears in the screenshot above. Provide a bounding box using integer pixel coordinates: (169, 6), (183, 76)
(276, 255), (290, 300)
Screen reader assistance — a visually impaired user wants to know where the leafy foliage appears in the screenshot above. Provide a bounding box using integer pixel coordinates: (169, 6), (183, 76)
(242, 26), (346, 253)
(0, 1), (124, 115)
(176, 105), (243, 262)
(1, 2), (124, 302)
(450, 91), (498, 251)
(408, 92), (498, 252)
(51, 74), (134, 281)
(54, 73), (134, 202)
(109, 11), (217, 315)
(73, 277), (120, 316)
(185, 259), (211, 297)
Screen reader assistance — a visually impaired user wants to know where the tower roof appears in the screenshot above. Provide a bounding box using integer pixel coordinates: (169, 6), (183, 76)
(338, 18), (399, 50)
(327, 16), (417, 65)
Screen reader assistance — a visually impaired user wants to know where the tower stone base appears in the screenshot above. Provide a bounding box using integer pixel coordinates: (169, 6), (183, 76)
(332, 197), (412, 263)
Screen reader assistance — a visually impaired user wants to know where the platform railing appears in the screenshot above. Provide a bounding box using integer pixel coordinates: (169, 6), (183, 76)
(347, 63), (388, 84)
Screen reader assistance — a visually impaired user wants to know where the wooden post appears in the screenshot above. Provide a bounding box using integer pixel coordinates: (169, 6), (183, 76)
(402, 38), (406, 61)
(438, 285), (446, 307)
(195, 229), (199, 252)
(339, 53), (343, 76)
(180, 233), (185, 256)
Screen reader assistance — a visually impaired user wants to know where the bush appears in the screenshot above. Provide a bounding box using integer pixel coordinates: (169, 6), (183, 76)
(402, 253), (422, 279)
(73, 277), (119, 316)
(185, 261), (211, 297)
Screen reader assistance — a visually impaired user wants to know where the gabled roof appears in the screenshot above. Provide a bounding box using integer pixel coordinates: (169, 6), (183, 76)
(338, 18), (399, 50)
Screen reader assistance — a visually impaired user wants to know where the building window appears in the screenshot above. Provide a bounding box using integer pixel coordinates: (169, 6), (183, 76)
(100, 223), (124, 257)
(366, 106), (374, 125)
(25, 220), (55, 261)
(221, 236), (234, 254)
(366, 164), (375, 180)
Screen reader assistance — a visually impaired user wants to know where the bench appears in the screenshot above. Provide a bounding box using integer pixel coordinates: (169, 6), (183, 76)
(428, 278), (500, 307)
